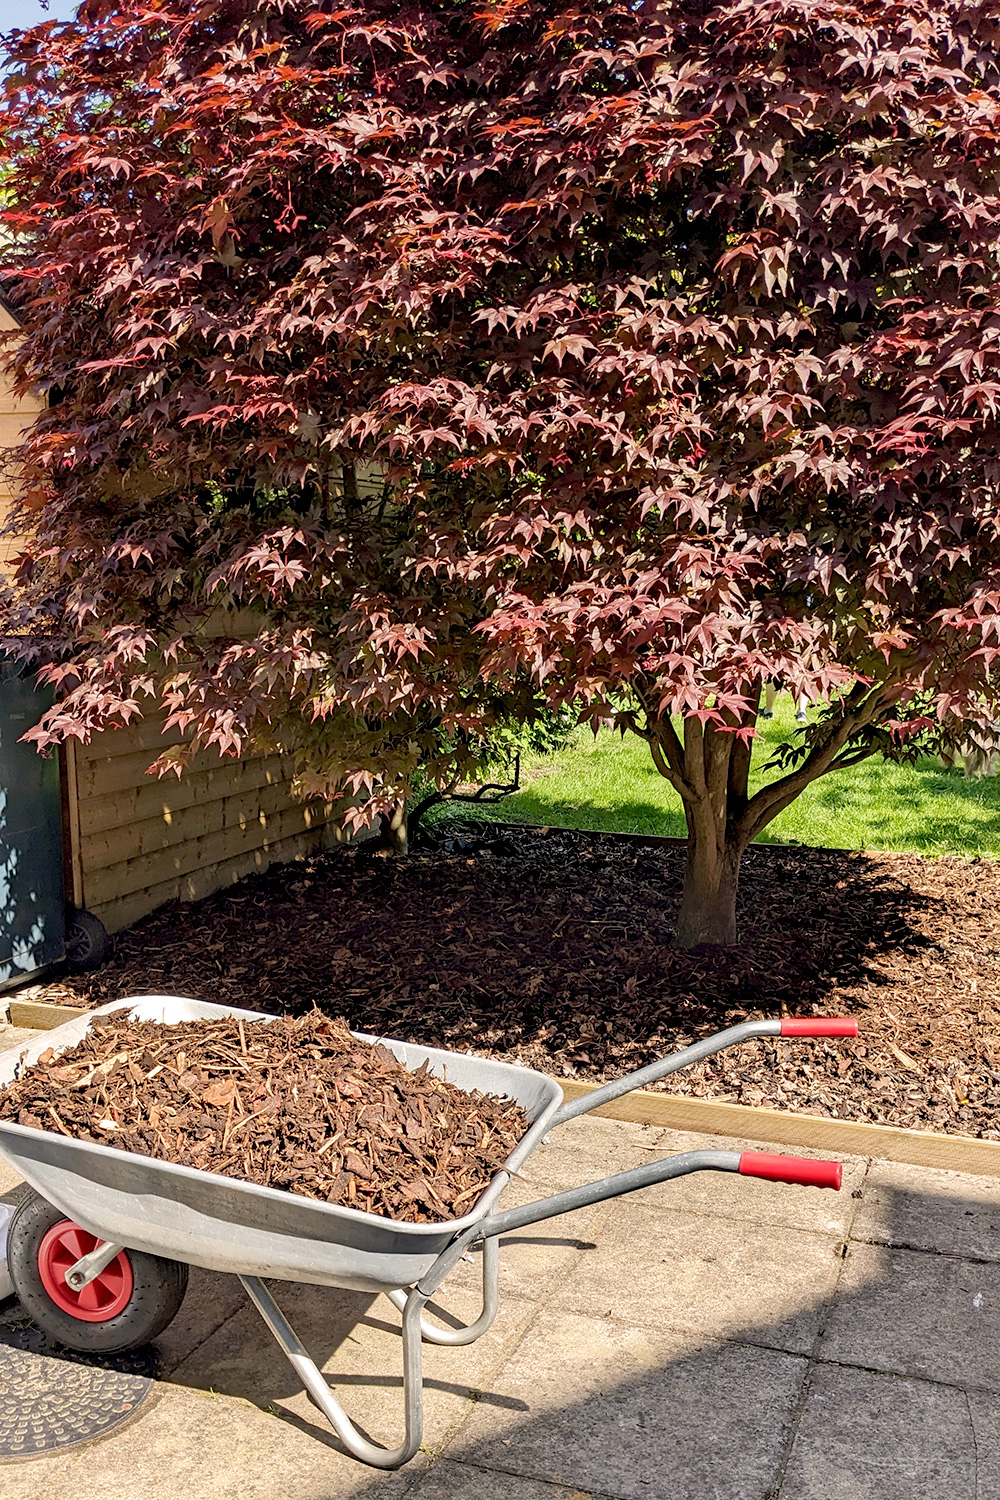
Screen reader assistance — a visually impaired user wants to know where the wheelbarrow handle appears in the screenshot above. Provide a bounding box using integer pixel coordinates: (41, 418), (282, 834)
(738, 1151), (843, 1190)
(420, 1148), (843, 1293)
(475, 1149), (843, 1240)
(778, 1017), (859, 1038)
(549, 1016), (859, 1126)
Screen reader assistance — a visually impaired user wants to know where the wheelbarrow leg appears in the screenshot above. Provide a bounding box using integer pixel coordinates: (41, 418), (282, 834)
(385, 1234), (500, 1346)
(239, 1274), (427, 1469)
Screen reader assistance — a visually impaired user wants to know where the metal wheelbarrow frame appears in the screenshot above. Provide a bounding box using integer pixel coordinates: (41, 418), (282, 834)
(0, 995), (856, 1468)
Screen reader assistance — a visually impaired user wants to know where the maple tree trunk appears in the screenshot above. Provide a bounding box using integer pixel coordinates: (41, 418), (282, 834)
(377, 800), (409, 855)
(674, 834), (743, 949)
(644, 710), (753, 949)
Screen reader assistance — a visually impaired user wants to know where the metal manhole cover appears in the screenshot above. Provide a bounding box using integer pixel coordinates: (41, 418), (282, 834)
(0, 1346), (155, 1462)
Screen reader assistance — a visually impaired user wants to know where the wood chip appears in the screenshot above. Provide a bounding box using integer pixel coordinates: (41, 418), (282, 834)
(0, 1009), (527, 1223)
(20, 825), (1000, 1140)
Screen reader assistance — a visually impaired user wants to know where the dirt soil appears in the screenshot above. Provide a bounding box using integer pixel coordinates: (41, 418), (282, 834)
(29, 824), (1000, 1140)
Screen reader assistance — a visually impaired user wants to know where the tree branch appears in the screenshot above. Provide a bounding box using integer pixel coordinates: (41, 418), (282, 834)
(704, 720), (732, 829)
(827, 746), (879, 772)
(726, 711), (758, 821)
(736, 686), (888, 846)
(634, 681), (694, 802)
(684, 715), (708, 799)
(338, 454), (359, 512)
(650, 711), (689, 780)
(648, 731), (690, 799)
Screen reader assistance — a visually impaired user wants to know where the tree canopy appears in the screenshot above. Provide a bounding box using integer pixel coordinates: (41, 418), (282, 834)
(3, 0), (1000, 942)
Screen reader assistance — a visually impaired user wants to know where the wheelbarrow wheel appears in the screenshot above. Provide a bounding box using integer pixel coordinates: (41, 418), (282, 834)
(6, 1192), (188, 1352)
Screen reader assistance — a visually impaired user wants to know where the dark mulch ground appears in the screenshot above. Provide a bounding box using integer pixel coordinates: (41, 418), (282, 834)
(30, 823), (1000, 1140)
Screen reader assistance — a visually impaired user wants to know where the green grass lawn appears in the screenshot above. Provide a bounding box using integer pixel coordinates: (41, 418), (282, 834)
(446, 697), (1000, 856)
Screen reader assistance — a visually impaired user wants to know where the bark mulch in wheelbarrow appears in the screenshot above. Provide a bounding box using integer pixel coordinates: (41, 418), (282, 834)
(0, 1010), (527, 1223)
(30, 824), (1000, 1140)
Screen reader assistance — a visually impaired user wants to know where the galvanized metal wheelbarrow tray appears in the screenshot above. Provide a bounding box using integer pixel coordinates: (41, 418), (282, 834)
(0, 995), (857, 1468)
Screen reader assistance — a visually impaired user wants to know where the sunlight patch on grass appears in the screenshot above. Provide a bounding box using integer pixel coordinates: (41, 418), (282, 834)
(451, 699), (1000, 856)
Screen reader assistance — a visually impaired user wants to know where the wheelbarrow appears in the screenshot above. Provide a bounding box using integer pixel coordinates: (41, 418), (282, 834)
(0, 995), (857, 1469)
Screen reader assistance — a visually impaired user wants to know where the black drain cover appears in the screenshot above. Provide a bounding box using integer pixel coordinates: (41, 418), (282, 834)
(0, 1346), (155, 1462)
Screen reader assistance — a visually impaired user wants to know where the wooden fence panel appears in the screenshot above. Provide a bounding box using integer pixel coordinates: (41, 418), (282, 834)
(72, 712), (343, 933)
(78, 754), (287, 838)
(83, 800), (337, 911)
(0, 310), (44, 573)
(80, 777), (324, 870)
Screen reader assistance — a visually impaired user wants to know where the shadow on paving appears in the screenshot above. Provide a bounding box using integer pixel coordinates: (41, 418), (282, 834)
(2, 1168), (996, 1499)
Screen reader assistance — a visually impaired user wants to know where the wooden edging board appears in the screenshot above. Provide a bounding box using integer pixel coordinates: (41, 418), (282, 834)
(6, 999), (91, 1030)
(6, 997), (1000, 1179)
(558, 1077), (1000, 1179)
(483, 818), (859, 857)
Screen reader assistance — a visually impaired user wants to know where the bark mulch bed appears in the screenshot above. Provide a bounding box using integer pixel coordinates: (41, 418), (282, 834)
(27, 824), (1000, 1140)
(0, 1009), (526, 1222)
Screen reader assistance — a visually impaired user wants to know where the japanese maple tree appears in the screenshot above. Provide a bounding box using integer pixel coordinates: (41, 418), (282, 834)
(3, 0), (1000, 945)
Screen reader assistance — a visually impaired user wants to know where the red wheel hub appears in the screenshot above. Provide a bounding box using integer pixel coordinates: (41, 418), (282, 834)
(37, 1221), (133, 1322)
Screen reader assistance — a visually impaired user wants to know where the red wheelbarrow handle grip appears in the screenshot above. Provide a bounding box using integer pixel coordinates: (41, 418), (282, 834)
(780, 1017), (859, 1038)
(739, 1152), (843, 1191)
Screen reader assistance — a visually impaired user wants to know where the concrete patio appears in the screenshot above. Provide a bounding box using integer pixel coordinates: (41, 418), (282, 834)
(0, 1020), (997, 1500)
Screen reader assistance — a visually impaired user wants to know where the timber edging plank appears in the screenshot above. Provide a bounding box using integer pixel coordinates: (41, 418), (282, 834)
(4, 999), (1000, 1177)
(557, 1077), (1000, 1178)
(7, 1000), (92, 1030)
(484, 818), (861, 857)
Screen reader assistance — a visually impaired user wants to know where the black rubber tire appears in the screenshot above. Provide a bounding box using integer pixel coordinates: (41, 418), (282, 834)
(65, 909), (111, 972)
(6, 1193), (189, 1353)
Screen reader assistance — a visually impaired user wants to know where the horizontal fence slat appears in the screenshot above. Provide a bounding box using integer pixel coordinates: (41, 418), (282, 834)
(78, 754), (287, 838)
(81, 717), (187, 762)
(77, 742), (241, 798)
(80, 780), (328, 871)
(81, 801), (336, 909)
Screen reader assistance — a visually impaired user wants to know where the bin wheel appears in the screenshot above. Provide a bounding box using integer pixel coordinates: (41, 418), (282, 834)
(65, 909), (110, 972)
(6, 1193), (188, 1352)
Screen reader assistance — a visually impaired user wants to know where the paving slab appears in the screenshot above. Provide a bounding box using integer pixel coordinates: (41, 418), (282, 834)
(0, 1174), (30, 1204)
(154, 1268), (249, 1377)
(851, 1159), (1000, 1261)
(437, 1173), (606, 1305)
(169, 1276), (538, 1458)
(0, 1382), (415, 1500)
(450, 1306), (808, 1500)
(778, 1363), (977, 1499)
(548, 1201), (844, 1355)
(410, 1458), (605, 1498)
(521, 1115), (676, 1192)
(966, 1388), (1000, 1500)
(819, 1241), (1000, 1392)
(0, 1026), (44, 1052)
(0, 1167), (22, 1198)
